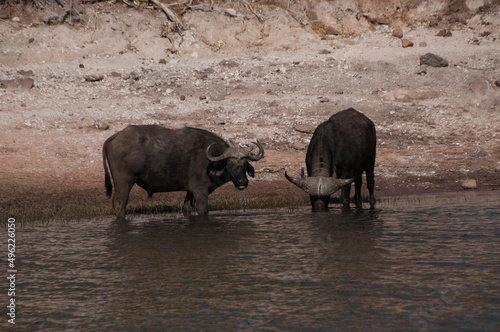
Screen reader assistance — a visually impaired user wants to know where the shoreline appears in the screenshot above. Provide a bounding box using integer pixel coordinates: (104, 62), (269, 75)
(3, 169), (498, 223)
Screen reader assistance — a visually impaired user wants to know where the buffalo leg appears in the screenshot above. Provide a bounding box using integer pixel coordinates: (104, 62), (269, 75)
(183, 192), (194, 214)
(113, 181), (134, 219)
(366, 166), (376, 207)
(340, 183), (351, 207)
(353, 174), (363, 208)
(192, 189), (209, 215)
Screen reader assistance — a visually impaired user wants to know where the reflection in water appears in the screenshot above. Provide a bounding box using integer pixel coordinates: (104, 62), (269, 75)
(5, 191), (500, 330)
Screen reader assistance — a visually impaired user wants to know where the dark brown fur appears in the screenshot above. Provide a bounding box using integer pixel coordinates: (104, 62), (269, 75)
(103, 125), (260, 218)
(306, 108), (376, 211)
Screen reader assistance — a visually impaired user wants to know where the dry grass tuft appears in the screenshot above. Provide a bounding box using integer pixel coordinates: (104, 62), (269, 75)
(1, 182), (309, 223)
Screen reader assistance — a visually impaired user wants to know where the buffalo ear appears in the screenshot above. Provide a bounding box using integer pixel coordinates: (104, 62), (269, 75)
(208, 161), (226, 177)
(247, 163), (255, 178)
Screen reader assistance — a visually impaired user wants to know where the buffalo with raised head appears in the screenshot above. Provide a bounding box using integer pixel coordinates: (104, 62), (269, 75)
(286, 108), (376, 211)
(102, 125), (264, 218)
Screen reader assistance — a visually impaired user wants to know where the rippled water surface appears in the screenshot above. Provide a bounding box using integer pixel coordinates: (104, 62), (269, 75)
(4, 191), (500, 330)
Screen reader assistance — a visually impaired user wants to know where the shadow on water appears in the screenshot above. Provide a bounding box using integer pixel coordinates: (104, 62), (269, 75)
(7, 190), (500, 331)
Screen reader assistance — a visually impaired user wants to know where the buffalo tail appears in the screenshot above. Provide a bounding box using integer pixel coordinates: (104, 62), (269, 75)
(102, 138), (113, 197)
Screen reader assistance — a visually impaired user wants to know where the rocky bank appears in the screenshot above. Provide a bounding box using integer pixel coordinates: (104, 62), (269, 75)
(1, 0), (499, 219)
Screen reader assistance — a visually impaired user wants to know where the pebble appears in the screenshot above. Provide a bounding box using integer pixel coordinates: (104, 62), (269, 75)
(392, 26), (403, 38)
(95, 121), (109, 131)
(294, 124), (315, 134)
(84, 74), (104, 82)
(292, 142), (307, 150)
(325, 26), (339, 35)
(219, 59), (240, 68)
(420, 53), (449, 67)
(436, 29), (452, 37)
(402, 39), (414, 48)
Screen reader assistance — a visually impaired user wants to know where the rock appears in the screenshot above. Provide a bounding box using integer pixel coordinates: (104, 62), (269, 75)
(392, 26), (403, 38)
(0, 78), (34, 89)
(319, 49), (331, 54)
(429, 18), (440, 28)
(44, 15), (60, 25)
(224, 8), (237, 17)
(420, 53), (449, 67)
(219, 59), (240, 68)
(375, 17), (390, 25)
(467, 147), (488, 158)
(94, 121), (109, 131)
(461, 179), (477, 190)
(495, 80), (500, 88)
(469, 77), (494, 93)
(294, 124), (315, 134)
(402, 39), (414, 48)
(419, 41), (427, 47)
(436, 29), (452, 37)
(415, 67), (427, 76)
(325, 26), (340, 35)
(292, 142), (307, 150)
(84, 74), (104, 82)
(125, 72), (140, 81)
(470, 38), (480, 45)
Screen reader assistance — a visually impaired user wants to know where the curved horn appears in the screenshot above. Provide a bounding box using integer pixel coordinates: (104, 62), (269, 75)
(206, 143), (229, 163)
(307, 177), (355, 196)
(246, 141), (264, 161)
(285, 168), (309, 192)
(285, 168), (354, 196)
(336, 178), (355, 191)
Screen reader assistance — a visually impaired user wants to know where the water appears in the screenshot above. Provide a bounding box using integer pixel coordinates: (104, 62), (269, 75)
(3, 191), (500, 331)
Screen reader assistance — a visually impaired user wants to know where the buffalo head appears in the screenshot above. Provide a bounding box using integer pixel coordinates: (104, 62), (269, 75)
(206, 141), (264, 190)
(285, 168), (354, 211)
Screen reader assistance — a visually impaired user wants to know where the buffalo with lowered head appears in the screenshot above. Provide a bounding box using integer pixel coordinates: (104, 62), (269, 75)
(103, 125), (264, 218)
(286, 108), (376, 211)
